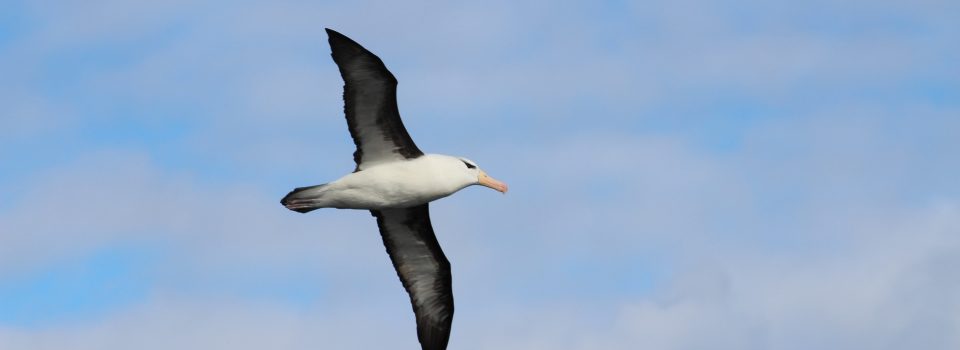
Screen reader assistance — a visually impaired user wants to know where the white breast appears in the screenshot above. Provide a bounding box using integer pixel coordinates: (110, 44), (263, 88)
(319, 155), (471, 209)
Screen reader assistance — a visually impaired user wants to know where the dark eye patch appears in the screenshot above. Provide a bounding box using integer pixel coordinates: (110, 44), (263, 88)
(462, 160), (476, 169)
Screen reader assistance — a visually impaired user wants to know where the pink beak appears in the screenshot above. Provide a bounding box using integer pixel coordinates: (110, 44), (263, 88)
(478, 171), (508, 193)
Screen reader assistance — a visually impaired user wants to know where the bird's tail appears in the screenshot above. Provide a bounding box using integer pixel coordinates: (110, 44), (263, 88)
(281, 184), (328, 213)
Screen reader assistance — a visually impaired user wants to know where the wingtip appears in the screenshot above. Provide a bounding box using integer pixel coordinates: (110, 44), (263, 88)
(325, 28), (361, 53)
(325, 28), (348, 42)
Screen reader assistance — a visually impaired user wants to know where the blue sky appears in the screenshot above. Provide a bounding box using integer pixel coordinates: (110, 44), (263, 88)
(1, 0), (958, 349)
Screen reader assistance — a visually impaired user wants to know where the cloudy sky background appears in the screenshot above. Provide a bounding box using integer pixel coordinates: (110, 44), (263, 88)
(1, 0), (958, 349)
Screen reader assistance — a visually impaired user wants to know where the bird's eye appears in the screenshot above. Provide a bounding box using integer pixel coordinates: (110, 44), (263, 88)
(461, 160), (476, 169)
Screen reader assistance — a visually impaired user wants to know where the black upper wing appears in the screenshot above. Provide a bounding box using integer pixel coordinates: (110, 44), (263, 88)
(326, 28), (423, 171)
(371, 204), (453, 350)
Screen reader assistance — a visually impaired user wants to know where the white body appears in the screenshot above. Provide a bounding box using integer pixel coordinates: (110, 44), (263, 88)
(314, 154), (477, 209)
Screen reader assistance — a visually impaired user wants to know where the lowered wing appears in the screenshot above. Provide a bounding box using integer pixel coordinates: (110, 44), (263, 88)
(371, 204), (453, 350)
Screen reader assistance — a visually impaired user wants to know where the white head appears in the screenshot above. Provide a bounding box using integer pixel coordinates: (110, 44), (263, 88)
(431, 154), (509, 194)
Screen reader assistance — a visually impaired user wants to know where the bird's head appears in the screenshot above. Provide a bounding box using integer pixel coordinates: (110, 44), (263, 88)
(432, 155), (507, 194)
(456, 157), (508, 193)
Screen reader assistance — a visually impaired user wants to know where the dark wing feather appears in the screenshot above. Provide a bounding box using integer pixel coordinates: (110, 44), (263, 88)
(326, 28), (423, 171)
(371, 204), (453, 350)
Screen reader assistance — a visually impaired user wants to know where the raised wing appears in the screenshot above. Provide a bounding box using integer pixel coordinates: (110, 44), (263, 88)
(326, 28), (424, 171)
(371, 204), (453, 350)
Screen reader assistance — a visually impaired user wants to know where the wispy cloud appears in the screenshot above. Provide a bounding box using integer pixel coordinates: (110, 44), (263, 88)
(1, 0), (958, 348)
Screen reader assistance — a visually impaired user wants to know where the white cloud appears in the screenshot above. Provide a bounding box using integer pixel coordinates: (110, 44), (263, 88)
(0, 150), (377, 275)
(2, 0), (959, 348)
(0, 297), (414, 350)
(3, 105), (960, 348)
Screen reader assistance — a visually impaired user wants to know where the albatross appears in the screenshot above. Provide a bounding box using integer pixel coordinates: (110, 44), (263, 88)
(280, 28), (508, 350)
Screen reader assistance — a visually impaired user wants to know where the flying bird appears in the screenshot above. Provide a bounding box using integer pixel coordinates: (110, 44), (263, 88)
(281, 28), (508, 350)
